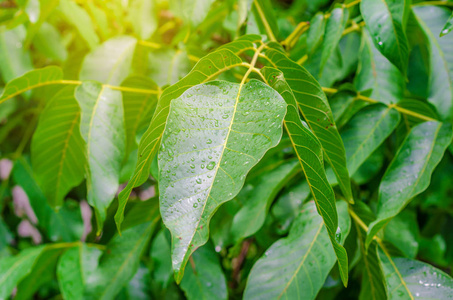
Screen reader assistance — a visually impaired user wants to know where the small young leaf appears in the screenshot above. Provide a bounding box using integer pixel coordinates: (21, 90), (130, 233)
(366, 121), (453, 247)
(158, 80), (286, 282)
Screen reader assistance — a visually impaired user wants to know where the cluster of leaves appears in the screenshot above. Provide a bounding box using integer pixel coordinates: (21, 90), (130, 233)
(1, 0), (453, 299)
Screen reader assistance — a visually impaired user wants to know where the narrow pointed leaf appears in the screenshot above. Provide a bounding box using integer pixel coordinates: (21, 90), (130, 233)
(158, 80), (286, 283)
(440, 11), (453, 37)
(342, 104), (401, 175)
(75, 82), (125, 226)
(231, 159), (299, 240)
(378, 247), (453, 299)
(0, 66), (63, 104)
(263, 66), (349, 285)
(361, 0), (410, 75)
(0, 246), (45, 299)
(180, 244), (228, 300)
(31, 86), (86, 209)
(79, 36), (137, 86)
(366, 121), (453, 247)
(115, 48), (245, 230)
(244, 201), (350, 300)
(263, 47), (353, 203)
(414, 6), (453, 121)
(354, 30), (405, 105)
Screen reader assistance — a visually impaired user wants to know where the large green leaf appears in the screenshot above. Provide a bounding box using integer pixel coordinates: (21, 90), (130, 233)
(231, 159), (299, 240)
(378, 248), (453, 299)
(244, 201), (350, 300)
(75, 82), (125, 227)
(360, 0), (410, 75)
(0, 246), (45, 299)
(366, 121), (453, 247)
(262, 66), (349, 285)
(31, 86), (86, 209)
(58, 0), (99, 49)
(79, 36), (137, 86)
(342, 104), (401, 175)
(158, 80), (286, 282)
(85, 209), (160, 299)
(263, 47), (353, 203)
(57, 244), (103, 300)
(414, 6), (453, 121)
(0, 66), (63, 105)
(115, 48), (245, 230)
(354, 30), (406, 105)
(180, 244), (228, 300)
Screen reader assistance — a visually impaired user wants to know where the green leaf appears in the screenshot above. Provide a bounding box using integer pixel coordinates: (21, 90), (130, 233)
(115, 48), (245, 231)
(319, 5), (349, 76)
(85, 218), (160, 299)
(384, 211), (419, 259)
(262, 66), (349, 285)
(0, 66), (63, 105)
(31, 86), (86, 209)
(342, 104), (401, 175)
(58, 0), (99, 50)
(158, 80), (286, 282)
(358, 242), (387, 300)
(75, 82), (125, 226)
(366, 121), (453, 247)
(148, 48), (191, 86)
(414, 6), (453, 121)
(129, 0), (157, 40)
(33, 22), (68, 62)
(354, 29), (406, 104)
(252, 0), (279, 41)
(263, 47), (353, 203)
(306, 13), (326, 56)
(378, 247), (453, 299)
(180, 244), (228, 300)
(0, 26), (33, 84)
(79, 36), (137, 86)
(57, 244), (103, 300)
(24, 0), (59, 46)
(0, 246), (45, 299)
(169, 0), (215, 27)
(231, 159), (299, 240)
(150, 229), (173, 291)
(440, 11), (453, 37)
(360, 0), (410, 75)
(15, 247), (64, 300)
(244, 201), (350, 300)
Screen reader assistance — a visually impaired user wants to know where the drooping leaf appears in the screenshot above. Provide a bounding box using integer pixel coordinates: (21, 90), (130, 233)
(180, 244), (228, 300)
(58, 0), (99, 50)
(360, 0), (410, 75)
(85, 211), (160, 299)
(57, 244), (103, 300)
(115, 48), (245, 231)
(0, 66), (63, 105)
(440, 11), (453, 37)
(263, 46), (353, 203)
(231, 159), (299, 240)
(31, 86), (86, 209)
(79, 36), (137, 86)
(262, 66), (349, 285)
(366, 121), (453, 247)
(378, 247), (453, 299)
(75, 82), (125, 227)
(0, 246), (45, 299)
(342, 104), (401, 175)
(158, 80), (286, 282)
(414, 6), (453, 121)
(244, 201), (350, 300)
(354, 29), (406, 105)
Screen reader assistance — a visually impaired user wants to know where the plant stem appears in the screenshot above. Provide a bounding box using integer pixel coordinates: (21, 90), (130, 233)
(137, 40), (162, 49)
(322, 87), (437, 122)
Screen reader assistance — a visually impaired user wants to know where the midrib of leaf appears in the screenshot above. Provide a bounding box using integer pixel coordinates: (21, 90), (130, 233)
(278, 222), (323, 299)
(381, 0), (406, 69)
(0, 248), (42, 287)
(379, 244), (413, 299)
(180, 44), (266, 274)
(355, 223), (379, 300)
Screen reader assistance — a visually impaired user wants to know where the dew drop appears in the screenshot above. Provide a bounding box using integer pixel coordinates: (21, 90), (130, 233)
(190, 164), (195, 169)
(206, 161), (216, 170)
(196, 178), (202, 184)
(193, 203), (198, 208)
(206, 139), (212, 144)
